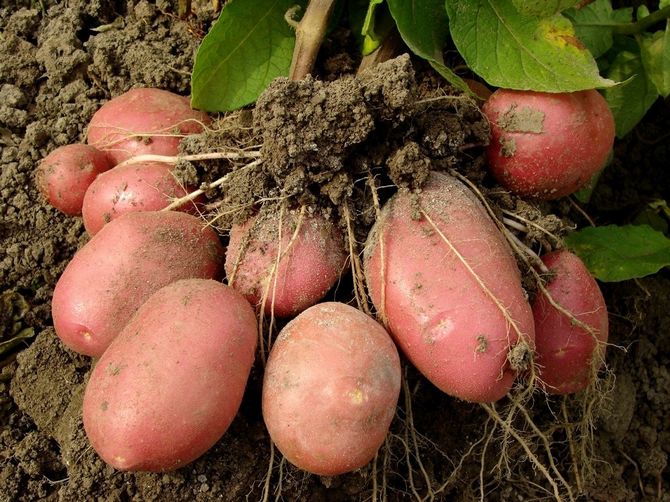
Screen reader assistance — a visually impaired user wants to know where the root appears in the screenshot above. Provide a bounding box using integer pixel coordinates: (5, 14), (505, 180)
(86, 118), (214, 148)
(342, 201), (371, 315)
(114, 149), (261, 168)
(482, 403), (565, 501)
(162, 158), (262, 211)
(261, 438), (276, 502)
(367, 172), (388, 326)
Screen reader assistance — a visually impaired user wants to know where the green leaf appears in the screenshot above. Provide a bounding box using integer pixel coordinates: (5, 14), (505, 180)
(191, 0), (307, 112)
(564, 0), (632, 58)
(386, 0), (469, 93)
(565, 224), (670, 282)
(512, 0), (579, 18)
(637, 25), (670, 97)
(350, 0), (392, 55)
(602, 47), (659, 137)
(445, 0), (618, 91)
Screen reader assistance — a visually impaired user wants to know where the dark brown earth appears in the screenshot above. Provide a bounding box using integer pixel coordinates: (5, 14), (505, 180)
(1, 2), (669, 501)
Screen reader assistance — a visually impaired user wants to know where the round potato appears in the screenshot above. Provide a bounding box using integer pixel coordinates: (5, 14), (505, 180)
(262, 302), (401, 476)
(52, 211), (224, 357)
(83, 279), (257, 472)
(81, 161), (195, 235)
(36, 144), (112, 215)
(87, 88), (210, 164)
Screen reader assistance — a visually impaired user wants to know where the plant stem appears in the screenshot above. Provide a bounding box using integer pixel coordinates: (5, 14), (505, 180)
(612, 5), (670, 35)
(289, 0), (337, 80)
(356, 29), (402, 75)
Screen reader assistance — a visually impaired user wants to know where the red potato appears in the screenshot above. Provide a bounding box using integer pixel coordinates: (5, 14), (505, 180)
(225, 210), (347, 318)
(52, 211), (224, 357)
(81, 161), (196, 235)
(262, 302), (401, 476)
(533, 250), (609, 394)
(483, 89), (615, 199)
(87, 88), (210, 164)
(36, 144), (112, 215)
(83, 279), (257, 472)
(364, 172), (535, 403)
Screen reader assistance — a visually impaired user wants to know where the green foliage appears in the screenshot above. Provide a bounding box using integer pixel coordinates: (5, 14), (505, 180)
(445, 0), (617, 91)
(386, 0), (469, 92)
(637, 23), (670, 97)
(564, 0), (632, 58)
(602, 45), (659, 138)
(512, 0), (579, 18)
(349, 0), (393, 55)
(565, 225), (670, 282)
(191, 0), (306, 112)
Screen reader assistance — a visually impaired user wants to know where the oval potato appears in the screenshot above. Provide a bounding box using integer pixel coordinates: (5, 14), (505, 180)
(83, 279), (257, 472)
(52, 211), (224, 357)
(262, 302), (401, 476)
(364, 171), (535, 402)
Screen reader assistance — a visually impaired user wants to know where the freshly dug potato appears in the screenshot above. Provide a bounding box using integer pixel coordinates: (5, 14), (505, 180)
(533, 250), (609, 394)
(262, 302), (401, 476)
(87, 88), (210, 164)
(81, 161), (195, 235)
(483, 89), (615, 199)
(83, 279), (257, 472)
(52, 211), (224, 357)
(225, 210), (347, 317)
(364, 172), (535, 403)
(36, 144), (112, 215)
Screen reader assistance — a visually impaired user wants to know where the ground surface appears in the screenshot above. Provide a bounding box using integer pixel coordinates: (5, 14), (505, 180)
(1, 2), (669, 501)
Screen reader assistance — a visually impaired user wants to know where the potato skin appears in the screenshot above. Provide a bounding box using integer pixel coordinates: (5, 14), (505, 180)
(364, 172), (535, 403)
(87, 88), (210, 164)
(52, 211), (224, 357)
(81, 161), (194, 235)
(262, 302), (401, 476)
(83, 279), (257, 472)
(36, 144), (112, 215)
(225, 210), (347, 317)
(483, 89), (614, 199)
(533, 250), (609, 394)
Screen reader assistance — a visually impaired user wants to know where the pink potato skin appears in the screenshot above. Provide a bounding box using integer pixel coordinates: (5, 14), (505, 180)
(364, 172), (535, 403)
(86, 88), (210, 164)
(83, 279), (257, 472)
(532, 250), (609, 394)
(36, 144), (112, 215)
(483, 89), (615, 199)
(51, 211), (224, 357)
(262, 302), (401, 476)
(225, 211), (347, 317)
(82, 161), (196, 235)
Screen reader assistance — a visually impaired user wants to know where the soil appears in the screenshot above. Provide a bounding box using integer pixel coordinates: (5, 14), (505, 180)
(1, 2), (669, 502)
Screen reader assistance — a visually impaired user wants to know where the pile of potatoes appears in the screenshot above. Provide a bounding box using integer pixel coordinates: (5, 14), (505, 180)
(39, 85), (611, 475)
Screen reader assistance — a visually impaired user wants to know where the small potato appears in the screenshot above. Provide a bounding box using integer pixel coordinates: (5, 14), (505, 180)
(533, 250), (609, 394)
(81, 161), (196, 235)
(52, 211), (224, 357)
(364, 172), (535, 403)
(83, 279), (257, 472)
(36, 144), (112, 215)
(87, 88), (210, 164)
(483, 89), (615, 199)
(225, 209), (347, 317)
(262, 302), (401, 476)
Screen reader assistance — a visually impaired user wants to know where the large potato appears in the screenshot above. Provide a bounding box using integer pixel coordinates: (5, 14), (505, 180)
(83, 279), (257, 472)
(225, 210), (347, 317)
(533, 250), (609, 394)
(52, 211), (224, 357)
(262, 302), (401, 476)
(87, 88), (210, 164)
(364, 172), (535, 403)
